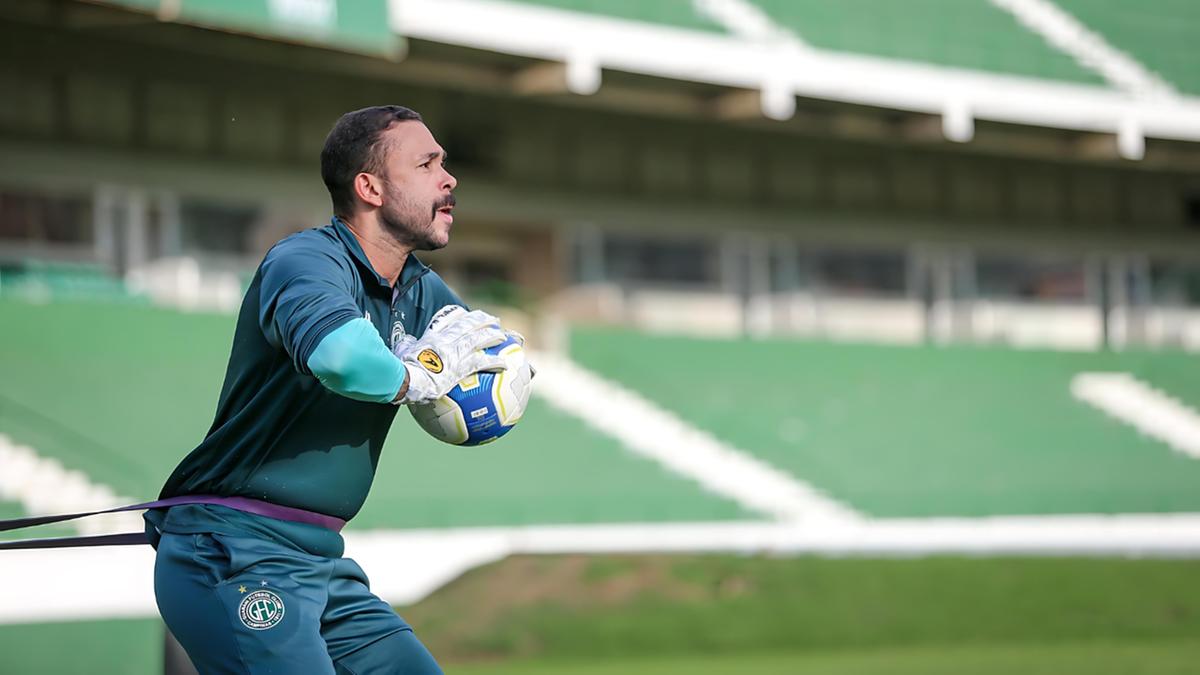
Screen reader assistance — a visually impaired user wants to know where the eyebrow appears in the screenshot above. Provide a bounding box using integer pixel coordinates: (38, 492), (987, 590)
(419, 151), (446, 164)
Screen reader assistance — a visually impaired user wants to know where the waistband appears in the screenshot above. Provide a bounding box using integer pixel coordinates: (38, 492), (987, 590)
(155, 495), (347, 532)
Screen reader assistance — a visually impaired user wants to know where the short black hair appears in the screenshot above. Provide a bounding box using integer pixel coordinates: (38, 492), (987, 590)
(320, 105), (423, 217)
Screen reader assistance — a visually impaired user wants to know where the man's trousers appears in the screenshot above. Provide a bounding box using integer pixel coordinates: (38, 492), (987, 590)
(153, 518), (441, 674)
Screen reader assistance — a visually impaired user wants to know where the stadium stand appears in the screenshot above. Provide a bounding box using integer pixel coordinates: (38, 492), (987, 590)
(0, 299), (750, 530)
(569, 327), (1200, 518)
(509, 0), (726, 33)
(751, 0), (1104, 84)
(1054, 0), (1200, 96)
(483, 0), (1200, 98)
(6, 298), (1200, 528)
(0, 260), (142, 304)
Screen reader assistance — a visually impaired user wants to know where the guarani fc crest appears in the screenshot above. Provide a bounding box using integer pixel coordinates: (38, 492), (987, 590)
(390, 320), (407, 350)
(238, 590), (285, 630)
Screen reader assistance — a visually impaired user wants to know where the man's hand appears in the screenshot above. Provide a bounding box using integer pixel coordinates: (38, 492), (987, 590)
(394, 306), (508, 405)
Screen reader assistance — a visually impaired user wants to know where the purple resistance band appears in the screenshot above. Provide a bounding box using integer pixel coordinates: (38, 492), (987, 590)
(0, 495), (347, 550)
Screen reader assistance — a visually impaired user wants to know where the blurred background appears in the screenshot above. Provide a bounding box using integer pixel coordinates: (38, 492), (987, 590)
(1, 0), (1200, 673)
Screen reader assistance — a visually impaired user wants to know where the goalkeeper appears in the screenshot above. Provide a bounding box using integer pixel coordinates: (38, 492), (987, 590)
(146, 106), (500, 674)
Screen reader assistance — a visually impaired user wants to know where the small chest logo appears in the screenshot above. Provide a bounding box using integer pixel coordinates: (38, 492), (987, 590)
(390, 321), (407, 349)
(238, 590), (285, 630)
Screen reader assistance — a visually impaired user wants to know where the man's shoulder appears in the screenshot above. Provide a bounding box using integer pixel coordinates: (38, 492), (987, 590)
(263, 224), (351, 270)
(254, 224), (358, 295)
(270, 223), (343, 256)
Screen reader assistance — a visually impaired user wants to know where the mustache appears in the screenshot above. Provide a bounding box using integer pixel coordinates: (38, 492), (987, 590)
(431, 193), (456, 215)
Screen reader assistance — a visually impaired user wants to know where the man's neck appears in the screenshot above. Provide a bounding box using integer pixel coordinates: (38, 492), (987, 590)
(340, 215), (410, 287)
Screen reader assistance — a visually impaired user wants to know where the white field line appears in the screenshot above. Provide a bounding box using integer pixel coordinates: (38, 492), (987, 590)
(6, 514), (1200, 624)
(1071, 372), (1200, 459)
(528, 351), (862, 524)
(990, 0), (1176, 99)
(0, 434), (142, 535)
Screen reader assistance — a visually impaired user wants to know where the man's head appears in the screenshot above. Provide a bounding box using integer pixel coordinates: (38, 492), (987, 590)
(320, 105), (457, 251)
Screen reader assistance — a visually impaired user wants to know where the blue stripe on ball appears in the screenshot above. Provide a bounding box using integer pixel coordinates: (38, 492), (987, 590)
(444, 335), (521, 446)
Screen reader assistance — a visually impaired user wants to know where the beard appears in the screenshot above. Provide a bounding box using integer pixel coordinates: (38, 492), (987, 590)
(379, 182), (452, 251)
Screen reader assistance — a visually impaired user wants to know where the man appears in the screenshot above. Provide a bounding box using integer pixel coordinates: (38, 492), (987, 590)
(146, 106), (505, 674)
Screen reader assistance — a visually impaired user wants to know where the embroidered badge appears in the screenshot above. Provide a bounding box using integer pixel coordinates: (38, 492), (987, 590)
(390, 321), (407, 349)
(238, 589), (285, 630)
(417, 349), (444, 373)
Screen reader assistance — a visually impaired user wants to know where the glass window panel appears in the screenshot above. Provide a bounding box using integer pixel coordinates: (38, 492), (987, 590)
(601, 234), (719, 286)
(0, 190), (92, 244)
(975, 255), (1087, 302)
(179, 200), (259, 255)
(816, 249), (907, 297)
(1149, 260), (1200, 306)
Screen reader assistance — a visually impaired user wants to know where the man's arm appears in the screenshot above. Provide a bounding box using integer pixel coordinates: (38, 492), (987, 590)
(258, 240), (364, 375)
(302, 306), (508, 405)
(259, 241), (505, 404)
(305, 318), (409, 403)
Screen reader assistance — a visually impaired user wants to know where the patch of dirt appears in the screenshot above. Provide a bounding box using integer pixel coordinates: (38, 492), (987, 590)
(401, 554), (720, 659)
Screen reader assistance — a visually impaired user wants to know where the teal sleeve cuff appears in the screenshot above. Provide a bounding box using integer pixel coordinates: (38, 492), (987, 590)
(306, 318), (406, 403)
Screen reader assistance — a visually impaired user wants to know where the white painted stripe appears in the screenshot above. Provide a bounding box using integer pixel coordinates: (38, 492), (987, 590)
(1071, 372), (1200, 459)
(528, 351), (861, 524)
(389, 0), (1200, 143)
(6, 514), (1200, 623)
(990, 0), (1176, 99)
(0, 434), (142, 535)
(692, 0), (791, 43)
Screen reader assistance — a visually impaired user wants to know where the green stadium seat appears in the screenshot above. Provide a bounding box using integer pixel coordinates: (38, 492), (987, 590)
(499, 0), (727, 33)
(1054, 0), (1200, 96)
(570, 327), (1200, 518)
(0, 260), (143, 304)
(750, 0), (1104, 85)
(0, 300), (748, 529)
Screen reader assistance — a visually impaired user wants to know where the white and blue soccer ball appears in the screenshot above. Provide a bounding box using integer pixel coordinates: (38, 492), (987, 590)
(408, 333), (533, 446)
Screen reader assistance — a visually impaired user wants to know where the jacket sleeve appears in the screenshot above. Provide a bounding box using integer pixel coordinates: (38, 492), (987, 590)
(257, 239), (363, 375)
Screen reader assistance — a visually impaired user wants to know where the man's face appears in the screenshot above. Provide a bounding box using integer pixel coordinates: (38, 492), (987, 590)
(375, 121), (457, 251)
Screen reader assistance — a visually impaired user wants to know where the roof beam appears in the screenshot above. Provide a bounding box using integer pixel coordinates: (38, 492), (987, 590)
(512, 62), (570, 97)
(512, 54), (600, 97)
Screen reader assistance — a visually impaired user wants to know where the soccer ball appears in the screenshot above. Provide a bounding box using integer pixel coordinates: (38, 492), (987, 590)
(408, 333), (533, 446)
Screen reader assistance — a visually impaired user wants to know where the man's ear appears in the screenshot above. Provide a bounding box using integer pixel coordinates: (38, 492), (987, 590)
(353, 173), (384, 208)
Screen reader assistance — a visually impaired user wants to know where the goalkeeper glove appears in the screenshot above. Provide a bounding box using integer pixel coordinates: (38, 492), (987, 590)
(394, 306), (507, 405)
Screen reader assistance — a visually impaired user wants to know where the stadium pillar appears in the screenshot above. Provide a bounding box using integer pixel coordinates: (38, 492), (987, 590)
(744, 236), (772, 337)
(94, 185), (119, 272)
(124, 189), (150, 274)
(1097, 255), (1112, 349)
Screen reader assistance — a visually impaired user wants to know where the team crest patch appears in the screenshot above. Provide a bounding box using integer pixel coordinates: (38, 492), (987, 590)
(238, 590), (285, 630)
(390, 321), (407, 349)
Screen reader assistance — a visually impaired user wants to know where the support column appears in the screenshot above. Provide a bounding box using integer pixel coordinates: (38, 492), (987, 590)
(123, 189), (149, 276)
(744, 235), (772, 337)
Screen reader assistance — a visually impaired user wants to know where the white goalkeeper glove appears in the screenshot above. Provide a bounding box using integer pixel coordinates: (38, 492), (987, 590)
(503, 329), (536, 380)
(394, 306), (508, 405)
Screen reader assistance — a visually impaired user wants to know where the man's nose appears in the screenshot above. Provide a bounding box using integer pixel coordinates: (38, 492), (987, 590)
(441, 168), (457, 191)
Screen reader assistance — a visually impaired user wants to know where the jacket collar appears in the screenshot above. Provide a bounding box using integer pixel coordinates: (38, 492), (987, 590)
(331, 216), (429, 291)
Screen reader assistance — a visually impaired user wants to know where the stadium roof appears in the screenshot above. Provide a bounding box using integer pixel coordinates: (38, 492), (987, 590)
(82, 0), (400, 57)
(389, 0), (1200, 159)
(80, 0), (1200, 161)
